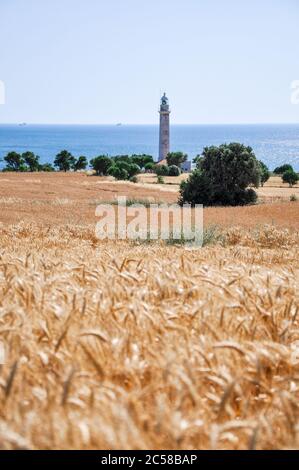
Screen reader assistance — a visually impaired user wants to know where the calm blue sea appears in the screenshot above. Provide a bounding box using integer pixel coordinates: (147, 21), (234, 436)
(0, 124), (299, 170)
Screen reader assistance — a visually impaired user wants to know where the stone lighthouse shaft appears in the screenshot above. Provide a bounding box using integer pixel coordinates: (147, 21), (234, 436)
(158, 93), (170, 162)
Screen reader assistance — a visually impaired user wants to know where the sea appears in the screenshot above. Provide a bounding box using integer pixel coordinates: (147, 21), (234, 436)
(0, 123), (299, 170)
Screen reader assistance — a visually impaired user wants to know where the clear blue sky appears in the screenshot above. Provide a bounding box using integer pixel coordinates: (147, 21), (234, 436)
(0, 0), (298, 124)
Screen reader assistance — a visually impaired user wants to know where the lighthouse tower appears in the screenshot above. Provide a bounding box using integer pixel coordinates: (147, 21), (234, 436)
(158, 93), (170, 162)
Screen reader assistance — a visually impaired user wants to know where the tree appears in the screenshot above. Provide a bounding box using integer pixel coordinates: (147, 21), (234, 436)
(131, 154), (154, 168)
(22, 152), (40, 172)
(90, 155), (112, 176)
(54, 150), (76, 172)
(274, 164), (293, 175)
(144, 162), (155, 172)
(282, 169), (299, 187)
(179, 143), (260, 206)
(73, 156), (87, 171)
(39, 163), (55, 172)
(168, 165), (181, 176)
(108, 165), (128, 180)
(193, 155), (203, 168)
(127, 163), (140, 178)
(259, 161), (270, 186)
(155, 165), (169, 176)
(166, 151), (187, 168)
(3, 152), (25, 171)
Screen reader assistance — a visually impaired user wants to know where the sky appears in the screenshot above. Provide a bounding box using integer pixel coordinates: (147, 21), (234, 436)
(0, 0), (298, 124)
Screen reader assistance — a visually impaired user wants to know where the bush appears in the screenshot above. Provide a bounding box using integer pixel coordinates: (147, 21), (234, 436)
(73, 156), (88, 171)
(54, 150), (76, 172)
(290, 194), (298, 202)
(274, 164), (293, 175)
(90, 156), (112, 176)
(168, 165), (181, 176)
(127, 163), (140, 178)
(259, 160), (270, 186)
(130, 175), (138, 183)
(282, 169), (299, 187)
(155, 165), (169, 176)
(157, 175), (164, 184)
(166, 152), (187, 167)
(144, 162), (155, 172)
(179, 143), (260, 206)
(107, 165), (128, 180)
(3, 152), (24, 171)
(39, 163), (55, 172)
(22, 152), (40, 172)
(131, 154), (154, 168)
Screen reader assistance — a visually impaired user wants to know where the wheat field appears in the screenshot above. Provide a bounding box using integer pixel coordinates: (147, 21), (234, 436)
(0, 218), (298, 450)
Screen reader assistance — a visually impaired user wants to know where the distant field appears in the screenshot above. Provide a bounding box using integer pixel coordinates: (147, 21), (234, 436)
(0, 172), (298, 450)
(0, 173), (298, 228)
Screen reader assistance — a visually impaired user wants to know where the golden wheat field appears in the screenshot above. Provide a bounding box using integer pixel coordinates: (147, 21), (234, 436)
(0, 173), (298, 450)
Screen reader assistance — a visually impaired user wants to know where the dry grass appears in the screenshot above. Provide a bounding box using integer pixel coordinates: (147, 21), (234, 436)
(0, 173), (298, 450)
(0, 222), (298, 450)
(0, 173), (298, 229)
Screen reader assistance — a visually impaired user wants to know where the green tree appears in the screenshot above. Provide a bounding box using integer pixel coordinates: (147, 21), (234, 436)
(179, 143), (260, 206)
(39, 163), (55, 172)
(108, 165), (128, 180)
(54, 150), (76, 172)
(193, 155), (203, 168)
(274, 164), (293, 175)
(168, 165), (181, 176)
(3, 152), (25, 171)
(73, 156), (88, 171)
(127, 163), (140, 178)
(22, 152), (40, 172)
(282, 169), (298, 187)
(131, 154), (154, 168)
(112, 155), (131, 163)
(144, 162), (155, 172)
(155, 165), (169, 176)
(166, 151), (187, 168)
(259, 161), (270, 186)
(90, 155), (112, 176)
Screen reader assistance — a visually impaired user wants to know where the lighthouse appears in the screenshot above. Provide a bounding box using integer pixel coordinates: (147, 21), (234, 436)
(158, 93), (170, 162)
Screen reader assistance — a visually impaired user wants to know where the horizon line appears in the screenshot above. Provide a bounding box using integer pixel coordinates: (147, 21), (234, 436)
(0, 121), (299, 126)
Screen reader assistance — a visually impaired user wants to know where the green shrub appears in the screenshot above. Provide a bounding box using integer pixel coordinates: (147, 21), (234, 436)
(259, 160), (270, 186)
(107, 165), (128, 180)
(39, 163), (55, 172)
(282, 169), (299, 187)
(3, 152), (24, 171)
(90, 156), (112, 176)
(168, 165), (181, 176)
(131, 154), (154, 168)
(54, 150), (76, 172)
(179, 143), (260, 206)
(155, 165), (169, 176)
(22, 152), (40, 172)
(73, 156), (88, 171)
(157, 175), (164, 184)
(144, 162), (155, 172)
(166, 152), (187, 167)
(274, 164), (293, 175)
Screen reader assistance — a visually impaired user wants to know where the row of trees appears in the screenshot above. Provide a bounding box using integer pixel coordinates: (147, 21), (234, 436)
(1, 151), (88, 173)
(1, 150), (187, 180)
